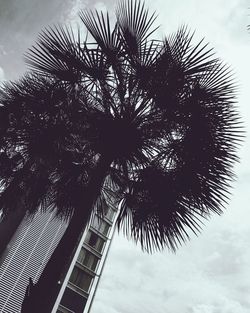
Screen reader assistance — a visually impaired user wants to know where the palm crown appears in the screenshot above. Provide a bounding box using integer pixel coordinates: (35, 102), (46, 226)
(0, 1), (241, 255)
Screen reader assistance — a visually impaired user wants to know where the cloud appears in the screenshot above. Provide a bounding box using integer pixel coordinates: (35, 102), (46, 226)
(149, 0), (249, 43)
(191, 299), (248, 313)
(0, 0), (87, 79)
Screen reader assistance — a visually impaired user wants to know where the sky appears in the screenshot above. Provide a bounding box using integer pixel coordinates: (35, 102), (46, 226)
(0, 0), (249, 313)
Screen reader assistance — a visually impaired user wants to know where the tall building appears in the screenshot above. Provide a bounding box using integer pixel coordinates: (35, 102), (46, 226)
(0, 210), (68, 313)
(0, 201), (117, 313)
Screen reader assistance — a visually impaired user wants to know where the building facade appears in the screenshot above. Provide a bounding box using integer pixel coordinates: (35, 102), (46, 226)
(54, 201), (117, 313)
(0, 210), (67, 313)
(0, 201), (117, 313)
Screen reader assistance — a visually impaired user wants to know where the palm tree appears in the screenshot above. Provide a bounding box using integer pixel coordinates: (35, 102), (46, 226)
(0, 1), (241, 312)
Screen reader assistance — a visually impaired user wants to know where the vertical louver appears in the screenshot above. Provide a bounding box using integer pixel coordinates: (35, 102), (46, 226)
(0, 210), (68, 313)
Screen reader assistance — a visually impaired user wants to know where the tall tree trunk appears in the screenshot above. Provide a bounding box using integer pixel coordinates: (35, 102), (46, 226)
(21, 155), (112, 313)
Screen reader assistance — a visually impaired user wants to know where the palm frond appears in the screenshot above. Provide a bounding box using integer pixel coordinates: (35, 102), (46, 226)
(116, 0), (159, 57)
(117, 169), (205, 253)
(79, 10), (120, 57)
(25, 25), (81, 82)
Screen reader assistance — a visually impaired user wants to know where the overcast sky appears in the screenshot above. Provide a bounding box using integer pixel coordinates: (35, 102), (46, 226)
(0, 0), (249, 312)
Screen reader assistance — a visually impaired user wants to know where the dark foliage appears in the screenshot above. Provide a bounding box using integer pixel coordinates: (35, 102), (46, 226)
(0, 0), (242, 255)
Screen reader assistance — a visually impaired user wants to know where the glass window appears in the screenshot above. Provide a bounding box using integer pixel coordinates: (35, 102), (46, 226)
(85, 230), (105, 252)
(95, 202), (115, 221)
(103, 206), (115, 221)
(91, 216), (110, 236)
(57, 305), (74, 313)
(69, 266), (93, 292)
(60, 287), (87, 313)
(77, 248), (99, 271)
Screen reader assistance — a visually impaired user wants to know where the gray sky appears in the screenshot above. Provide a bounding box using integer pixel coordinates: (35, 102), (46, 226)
(0, 0), (249, 312)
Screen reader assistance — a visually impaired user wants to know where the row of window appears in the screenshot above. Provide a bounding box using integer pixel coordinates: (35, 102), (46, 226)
(57, 205), (116, 313)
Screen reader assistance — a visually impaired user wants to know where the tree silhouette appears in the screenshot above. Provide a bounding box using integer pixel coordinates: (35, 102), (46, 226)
(0, 1), (241, 312)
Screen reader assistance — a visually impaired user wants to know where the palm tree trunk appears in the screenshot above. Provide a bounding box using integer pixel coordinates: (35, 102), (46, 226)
(21, 155), (112, 313)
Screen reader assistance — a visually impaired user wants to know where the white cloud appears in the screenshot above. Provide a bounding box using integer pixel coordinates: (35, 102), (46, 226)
(191, 300), (248, 313)
(0, 0), (85, 79)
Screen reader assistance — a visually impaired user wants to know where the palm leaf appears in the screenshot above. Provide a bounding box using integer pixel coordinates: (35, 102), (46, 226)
(25, 25), (81, 82)
(79, 10), (120, 57)
(116, 0), (159, 58)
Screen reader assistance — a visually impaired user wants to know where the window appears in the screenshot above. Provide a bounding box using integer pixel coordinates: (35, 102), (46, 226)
(92, 216), (110, 236)
(85, 231), (105, 252)
(69, 266), (93, 292)
(91, 216), (110, 236)
(57, 305), (75, 313)
(103, 206), (115, 221)
(60, 286), (87, 313)
(77, 248), (99, 271)
(95, 202), (115, 221)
